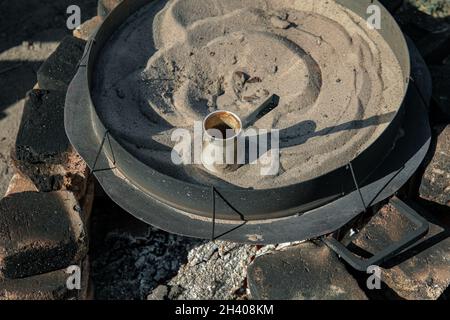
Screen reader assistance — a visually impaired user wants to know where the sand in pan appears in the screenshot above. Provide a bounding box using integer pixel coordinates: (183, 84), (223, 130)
(93, 0), (405, 189)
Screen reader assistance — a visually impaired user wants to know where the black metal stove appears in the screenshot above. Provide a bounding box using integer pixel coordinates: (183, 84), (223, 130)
(65, 0), (432, 263)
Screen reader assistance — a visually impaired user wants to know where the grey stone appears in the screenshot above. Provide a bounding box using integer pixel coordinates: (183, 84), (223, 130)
(420, 125), (450, 206)
(248, 242), (368, 300)
(147, 285), (168, 300)
(0, 191), (87, 279)
(37, 36), (86, 91)
(168, 241), (257, 300)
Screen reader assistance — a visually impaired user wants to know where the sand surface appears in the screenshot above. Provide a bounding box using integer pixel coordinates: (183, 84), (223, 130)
(93, 0), (405, 189)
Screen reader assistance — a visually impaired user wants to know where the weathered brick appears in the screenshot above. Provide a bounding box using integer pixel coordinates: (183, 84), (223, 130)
(0, 191), (87, 279)
(0, 268), (75, 300)
(37, 36), (86, 91)
(16, 89), (69, 164)
(0, 257), (91, 300)
(420, 125), (450, 206)
(248, 242), (368, 300)
(352, 202), (450, 300)
(14, 89), (89, 198)
(98, 0), (123, 18)
(73, 16), (103, 41)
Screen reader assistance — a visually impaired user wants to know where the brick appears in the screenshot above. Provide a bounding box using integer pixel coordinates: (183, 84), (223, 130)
(98, 0), (123, 18)
(37, 36), (86, 91)
(0, 191), (87, 279)
(248, 242), (368, 300)
(351, 202), (450, 300)
(16, 90), (69, 164)
(73, 16), (103, 41)
(14, 89), (89, 198)
(0, 257), (91, 300)
(420, 125), (450, 206)
(0, 268), (76, 300)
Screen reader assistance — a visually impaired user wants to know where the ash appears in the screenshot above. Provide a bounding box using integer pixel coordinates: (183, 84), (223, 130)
(91, 225), (202, 300)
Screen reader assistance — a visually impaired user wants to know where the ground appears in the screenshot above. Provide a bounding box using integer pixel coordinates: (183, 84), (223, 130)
(0, 0), (97, 197)
(0, 0), (449, 300)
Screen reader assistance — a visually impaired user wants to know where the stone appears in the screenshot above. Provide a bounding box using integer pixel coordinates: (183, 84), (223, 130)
(168, 241), (257, 300)
(147, 285), (168, 300)
(14, 90), (89, 197)
(37, 36), (86, 91)
(270, 16), (291, 29)
(351, 202), (450, 300)
(0, 191), (87, 279)
(429, 66), (450, 120)
(98, 0), (123, 18)
(247, 242), (368, 300)
(73, 16), (103, 41)
(420, 125), (450, 206)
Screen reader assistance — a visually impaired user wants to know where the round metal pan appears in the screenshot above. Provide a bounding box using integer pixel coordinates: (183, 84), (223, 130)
(65, 0), (430, 243)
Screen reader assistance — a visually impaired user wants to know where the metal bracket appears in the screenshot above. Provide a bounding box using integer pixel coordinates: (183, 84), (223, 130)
(210, 186), (247, 241)
(90, 129), (117, 175)
(322, 196), (429, 271)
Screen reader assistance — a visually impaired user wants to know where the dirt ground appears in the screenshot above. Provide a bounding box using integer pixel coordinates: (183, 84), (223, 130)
(0, 0), (449, 300)
(0, 0), (97, 197)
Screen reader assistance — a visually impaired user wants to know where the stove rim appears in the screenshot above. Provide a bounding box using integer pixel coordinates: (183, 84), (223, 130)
(65, 0), (414, 221)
